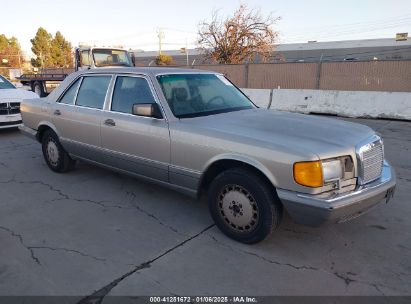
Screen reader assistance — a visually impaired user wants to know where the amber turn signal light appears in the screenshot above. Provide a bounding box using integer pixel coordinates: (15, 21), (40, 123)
(293, 161), (323, 188)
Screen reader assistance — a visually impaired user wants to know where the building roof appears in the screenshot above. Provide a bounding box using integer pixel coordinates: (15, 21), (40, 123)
(133, 49), (202, 57)
(132, 38), (411, 57)
(276, 38), (411, 51)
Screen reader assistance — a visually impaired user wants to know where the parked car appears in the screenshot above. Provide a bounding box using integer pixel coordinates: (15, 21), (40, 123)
(19, 68), (396, 243)
(0, 75), (38, 129)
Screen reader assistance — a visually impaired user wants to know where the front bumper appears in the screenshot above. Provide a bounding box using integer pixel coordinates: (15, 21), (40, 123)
(0, 114), (22, 129)
(277, 161), (396, 227)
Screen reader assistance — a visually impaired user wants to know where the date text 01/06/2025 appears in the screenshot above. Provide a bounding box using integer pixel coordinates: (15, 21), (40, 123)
(149, 296), (257, 303)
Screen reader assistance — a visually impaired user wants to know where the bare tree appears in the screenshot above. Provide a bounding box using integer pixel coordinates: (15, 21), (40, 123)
(198, 5), (281, 64)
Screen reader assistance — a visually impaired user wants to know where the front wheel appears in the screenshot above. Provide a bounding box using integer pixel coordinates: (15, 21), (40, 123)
(41, 130), (76, 173)
(208, 168), (282, 244)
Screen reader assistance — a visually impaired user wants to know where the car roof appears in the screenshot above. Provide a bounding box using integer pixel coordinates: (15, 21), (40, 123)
(47, 67), (222, 101)
(78, 67), (219, 77)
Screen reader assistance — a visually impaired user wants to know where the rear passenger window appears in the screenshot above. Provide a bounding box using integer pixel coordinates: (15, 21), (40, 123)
(59, 78), (81, 104)
(76, 76), (111, 109)
(111, 76), (155, 114)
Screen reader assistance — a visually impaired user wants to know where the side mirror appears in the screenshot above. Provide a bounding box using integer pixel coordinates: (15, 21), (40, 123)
(130, 52), (136, 66)
(132, 103), (163, 119)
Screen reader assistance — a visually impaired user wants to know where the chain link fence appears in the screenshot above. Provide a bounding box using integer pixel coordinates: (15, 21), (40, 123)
(5, 60), (411, 92)
(189, 60), (411, 92)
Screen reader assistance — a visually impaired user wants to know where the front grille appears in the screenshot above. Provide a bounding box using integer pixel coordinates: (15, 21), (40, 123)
(9, 108), (20, 115)
(0, 102), (20, 116)
(357, 137), (384, 185)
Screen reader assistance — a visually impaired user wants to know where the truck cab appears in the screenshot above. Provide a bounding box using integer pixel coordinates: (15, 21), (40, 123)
(18, 47), (135, 97)
(75, 47), (135, 70)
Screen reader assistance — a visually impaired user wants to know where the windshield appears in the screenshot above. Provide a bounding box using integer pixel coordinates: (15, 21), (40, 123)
(0, 75), (16, 89)
(92, 49), (132, 67)
(157, 74), (254, 118)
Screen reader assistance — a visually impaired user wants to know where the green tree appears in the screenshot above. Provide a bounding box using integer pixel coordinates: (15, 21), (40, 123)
(50, 31), (73, 67)
(198, 5), (281, 64)
(0, 35), (8, 50)
(0, 34), (24, 76)
(31, 27), (53, 67)
(155, 54), (174, 66)
(31, 28), (74, 68)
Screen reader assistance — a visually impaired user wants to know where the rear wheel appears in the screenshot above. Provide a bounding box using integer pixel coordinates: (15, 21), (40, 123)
(41, 129), (76, 173)
(208, 168), (282, 244)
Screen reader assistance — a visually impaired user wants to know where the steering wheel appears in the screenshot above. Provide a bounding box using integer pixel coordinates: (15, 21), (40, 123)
(206, 96), (228, 109)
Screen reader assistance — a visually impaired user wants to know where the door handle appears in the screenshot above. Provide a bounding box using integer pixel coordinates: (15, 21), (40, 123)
(54, 109), (61, 116)
(104, 119), (116, 126)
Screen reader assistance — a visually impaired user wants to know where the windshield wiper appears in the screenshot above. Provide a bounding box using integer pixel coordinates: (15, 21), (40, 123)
(176, 106), (252, 119)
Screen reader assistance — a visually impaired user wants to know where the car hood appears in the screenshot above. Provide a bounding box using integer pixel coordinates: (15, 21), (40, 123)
(181, 109), (376, 158)
(0, 89), (38, 101)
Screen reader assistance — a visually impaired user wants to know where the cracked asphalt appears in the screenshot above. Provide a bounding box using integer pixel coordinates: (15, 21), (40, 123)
(0, 117), (410, 300)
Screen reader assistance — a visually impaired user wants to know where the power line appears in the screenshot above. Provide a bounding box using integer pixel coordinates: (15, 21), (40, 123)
(284, 14), (411, 36)
(162, 27), (197, 35)
(283, 15), (411, 42)
(284, 21), (411, 42)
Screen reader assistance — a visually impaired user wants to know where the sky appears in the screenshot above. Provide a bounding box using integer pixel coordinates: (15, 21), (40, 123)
(1, 0), (411, 58)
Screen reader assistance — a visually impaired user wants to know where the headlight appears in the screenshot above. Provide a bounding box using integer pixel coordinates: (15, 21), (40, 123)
(322, 159), (343, 182)
(294, 158), (345, 188)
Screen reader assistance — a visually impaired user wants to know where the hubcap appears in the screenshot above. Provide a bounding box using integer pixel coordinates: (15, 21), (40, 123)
(46, 139), (59, 166)
(218, 184), (259, 233)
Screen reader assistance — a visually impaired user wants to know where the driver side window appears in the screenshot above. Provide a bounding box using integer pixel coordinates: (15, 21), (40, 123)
(111, 76), (156, 114)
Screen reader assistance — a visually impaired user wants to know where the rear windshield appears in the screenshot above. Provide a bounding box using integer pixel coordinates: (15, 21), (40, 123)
(0, 75), (16, 89)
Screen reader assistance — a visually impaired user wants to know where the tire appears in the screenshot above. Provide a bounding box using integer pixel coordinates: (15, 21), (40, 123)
(208, 168), (282, 244)
(33, 82), (45, 97)
(41, 129), (76, 173)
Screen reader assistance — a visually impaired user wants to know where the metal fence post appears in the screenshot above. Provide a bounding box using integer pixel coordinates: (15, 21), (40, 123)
(316, 54), (324, 90)
(316, 61), (322, 90)
(245, 62), (249, 88)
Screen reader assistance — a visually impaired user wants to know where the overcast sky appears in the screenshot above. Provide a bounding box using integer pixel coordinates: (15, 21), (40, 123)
(2, 0), (411, 57)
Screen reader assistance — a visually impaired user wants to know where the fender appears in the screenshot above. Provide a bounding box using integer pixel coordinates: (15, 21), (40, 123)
(200, 153), (280, 188)
(36, 121), (60, 139)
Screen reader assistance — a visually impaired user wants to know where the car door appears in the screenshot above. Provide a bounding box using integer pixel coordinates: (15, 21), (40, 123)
(101, 75), (170, 182)
(52, 75), (112, 162)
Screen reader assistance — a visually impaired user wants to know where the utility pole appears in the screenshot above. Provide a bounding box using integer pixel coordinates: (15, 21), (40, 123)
(18, 51), (21, 69)
(157, 29), (165, 56)
(185, 39), (189, 66)
(181, 41), (189, 66)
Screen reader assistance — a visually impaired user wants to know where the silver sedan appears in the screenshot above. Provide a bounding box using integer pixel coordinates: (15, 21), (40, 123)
(20, 67), (396, 243)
